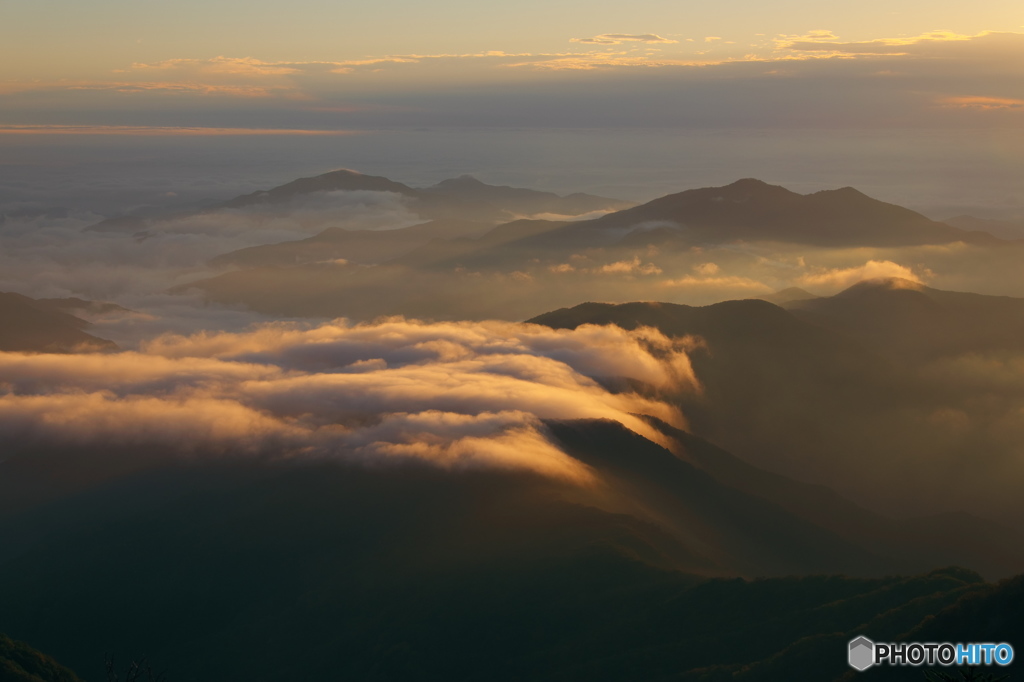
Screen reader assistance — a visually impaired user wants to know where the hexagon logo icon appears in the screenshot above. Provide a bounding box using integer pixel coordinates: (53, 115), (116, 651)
(849, 636), (875, 671)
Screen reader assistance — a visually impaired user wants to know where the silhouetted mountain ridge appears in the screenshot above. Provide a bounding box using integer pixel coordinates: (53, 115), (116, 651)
(785, 277), (1024, 358)
(210, 218), (493, 267)
(379, 178), (1000, 273)
(89, 169), (631, 232)
(0, 292), (117, 353)
(0, 450), (1014, 682)
(221, 169), (419, 208)
(559, 178), (999, 249)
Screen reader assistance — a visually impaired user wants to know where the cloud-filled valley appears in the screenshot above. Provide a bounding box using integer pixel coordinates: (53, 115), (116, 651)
(4, 164), (1024, 682)
(0, 318), (695, 485)
(6, 170), (1024, 527)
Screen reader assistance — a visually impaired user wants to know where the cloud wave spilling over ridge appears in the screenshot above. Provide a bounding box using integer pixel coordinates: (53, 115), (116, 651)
(0, 318), (697, 482)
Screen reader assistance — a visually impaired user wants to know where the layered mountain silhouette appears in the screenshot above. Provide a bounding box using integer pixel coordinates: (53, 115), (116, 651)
(784, 276), (1024, 359)
(944, 213), (1024, 240)
(89, 170), (632, 233)
(576, 178), (998, 247)
(16, 168), (1024, 681)
(383, 178), (1001, 271)
(757, 286), (819, 306)
(0, 292), (117, 353)
(639, 417), (1023, 579)
(834, 571), (1024, 681)
(210, 218), (493, 268)
(0, 427), (1018, 681)
(201, 178), (1007, 292)
(219, 171), (628, 220)
(528, 297), (891, 466)
(527, 286), (1024, 525)
(2, 415), (974, 580)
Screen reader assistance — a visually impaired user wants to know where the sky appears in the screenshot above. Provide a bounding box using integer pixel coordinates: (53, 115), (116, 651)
(2, 0), (1023, 132)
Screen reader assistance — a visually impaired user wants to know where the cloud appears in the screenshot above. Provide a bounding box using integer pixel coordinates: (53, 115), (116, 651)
(126, 52), (534, 79)
(66, 80), (290, 98)
(504, 53), (699, 71)
(130, 56), (308, 77)
(660, 275), (773, 294)
(0, 318), (697, 482)
(938, 95), (1024, 110)
(0, 125), (358, 136)
(571, 34), (678, 46)
(597, 257), (662, 275)
(922, 353), (1024, 392)
(546, 257), (662, 276)
(142, 318), (699, 390)
(778, 29), (977, 54)
(795, 259), (928, 291)
(0, 189), (423, 345)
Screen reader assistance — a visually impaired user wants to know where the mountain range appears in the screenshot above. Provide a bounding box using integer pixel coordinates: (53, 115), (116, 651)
(197, 175), (1003, 272)
(9, 167), (1024, 681)
(528, 280), (1024, 525)
(88, 170), (632, 234)
(576, 178), (999, 247)
(1, 416), (1020, 681)
(171, 173), (1021, 322)
(5, 283), (1024, 680)
(784, 276), (1024, 359)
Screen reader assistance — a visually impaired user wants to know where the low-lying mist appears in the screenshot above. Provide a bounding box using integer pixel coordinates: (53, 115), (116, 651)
(0, 318), (696, 487)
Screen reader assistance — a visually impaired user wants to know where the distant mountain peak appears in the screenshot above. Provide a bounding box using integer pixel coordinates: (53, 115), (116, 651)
(582, 178), (998, 247)
(715, 178), (791, 196)
(219, 169), (417, 208)
(429, 175), (491, 190)
(840, 277), (926, 295)
(688, 178), (797, 206)
(725, 178), (775, 188)
(323, 168), (363, 177)
(759, 287), (819, 306)
(809, 186), (873, 204)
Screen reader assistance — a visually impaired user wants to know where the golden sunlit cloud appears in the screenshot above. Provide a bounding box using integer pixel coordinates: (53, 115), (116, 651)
(598, 257), (663, 275)
(0, 318), (701, 482)
(0, 79), (294, 97)
(0, 125), (361, 136)
(128, 56), (308, 77)
(659, 275), (773, 293)
(126, 52), (534, 78)
(779, 29), (978, 54)
(0, 81), (285, 97)
(938, 95), (1024, 110)
(571, 33), (678, 45)
(796, 259), (929, 291)
(504, 53), (702, 71)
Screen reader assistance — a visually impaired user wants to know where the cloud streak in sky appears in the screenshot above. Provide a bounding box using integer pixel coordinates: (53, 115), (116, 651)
(0, 125), (360, 136)
(571, 34), (678, 45)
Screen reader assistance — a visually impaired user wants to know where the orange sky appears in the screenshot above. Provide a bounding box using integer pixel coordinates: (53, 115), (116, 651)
(1, 1), (1022, 131)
